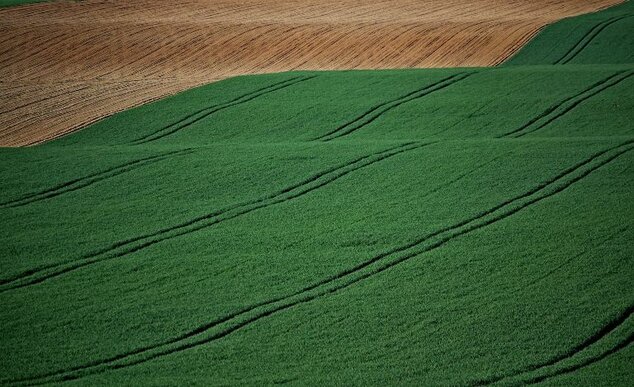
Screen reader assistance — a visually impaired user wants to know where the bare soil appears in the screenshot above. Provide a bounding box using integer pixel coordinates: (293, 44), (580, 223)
(0, 0), (623, 146)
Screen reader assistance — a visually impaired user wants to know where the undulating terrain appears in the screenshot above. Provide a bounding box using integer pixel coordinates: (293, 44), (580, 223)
(1, 0), (633, 385)
(0, 0), (623, 146)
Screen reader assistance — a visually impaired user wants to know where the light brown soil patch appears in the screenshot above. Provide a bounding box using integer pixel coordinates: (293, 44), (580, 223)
(0, 0), (623, 146)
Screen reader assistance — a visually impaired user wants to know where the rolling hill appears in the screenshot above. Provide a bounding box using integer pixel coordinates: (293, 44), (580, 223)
(0, 0), (623, 146)
(0, 0), (633, 385)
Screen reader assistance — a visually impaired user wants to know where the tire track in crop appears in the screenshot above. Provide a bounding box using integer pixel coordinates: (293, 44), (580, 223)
(0, 149), (193, 210)
(314, 72), (473, 141)
(131, 75), (316, 144)
(471, 305), (634, 385)
(499, 70), (634, 138)
(281, 140), (634, 299)
(525, 332), (634, 385)
(556, 14), (634, 64)
(7, 141), (633, 386)
(499, 71), (625, 137)
(0, 142), (431, 293)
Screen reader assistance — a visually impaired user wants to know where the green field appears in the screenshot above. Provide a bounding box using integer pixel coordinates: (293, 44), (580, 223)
(0, 0), (50, 7)
(506, 1), (634, 66)
(1, 1), (633, 386)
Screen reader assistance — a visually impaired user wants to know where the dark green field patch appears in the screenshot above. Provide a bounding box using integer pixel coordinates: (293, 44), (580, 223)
(505, 1), (634, 66)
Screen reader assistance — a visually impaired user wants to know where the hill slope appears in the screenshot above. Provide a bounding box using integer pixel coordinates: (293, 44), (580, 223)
(505, 0), (634, 65)
(0, 1), (633, 386)
(0, 0), (623, 146)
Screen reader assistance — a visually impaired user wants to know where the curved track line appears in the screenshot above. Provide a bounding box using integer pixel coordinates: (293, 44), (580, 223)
(286, 141), (634, 300)
(312, 74), (462, 141)
(499, 71), (625, 137)
(0, 149), (193, 210)
(526, 332), (633, 385)
(132, 75), (316, 144)
(514, 71), (633, 137)
(472, 305), (634, 385)
(556, 14), (633, 64)
(500, 70), (633, 138)
(8, 141), (632, 386)
(0, 142), (430, 292)
(314, 72), (473, 141)
(555, 16), (619, 64)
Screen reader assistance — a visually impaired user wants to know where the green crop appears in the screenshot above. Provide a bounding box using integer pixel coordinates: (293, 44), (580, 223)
(1, 1), (633, 385)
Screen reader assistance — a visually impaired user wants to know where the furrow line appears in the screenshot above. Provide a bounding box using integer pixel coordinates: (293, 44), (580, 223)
(0, 85), (91, 116)
(95, 25), (199, 79)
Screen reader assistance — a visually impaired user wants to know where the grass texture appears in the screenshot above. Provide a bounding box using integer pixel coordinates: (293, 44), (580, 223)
(0, 1), (633, 386)
(0, 0), (51, 7)
(505, 1), (634, 65)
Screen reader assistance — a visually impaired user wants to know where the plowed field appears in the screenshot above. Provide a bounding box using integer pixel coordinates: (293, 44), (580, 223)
(0, 0), (623, 145)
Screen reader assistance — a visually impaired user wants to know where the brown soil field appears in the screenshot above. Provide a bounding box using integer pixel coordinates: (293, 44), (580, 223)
(0, 0), (623, 146)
